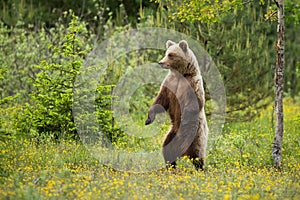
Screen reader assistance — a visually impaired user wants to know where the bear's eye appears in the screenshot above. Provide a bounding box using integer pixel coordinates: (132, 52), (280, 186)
(168, 53), (174, 59)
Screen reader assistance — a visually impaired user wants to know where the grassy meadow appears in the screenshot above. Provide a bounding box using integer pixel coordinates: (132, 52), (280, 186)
(0, 98), (300, 200)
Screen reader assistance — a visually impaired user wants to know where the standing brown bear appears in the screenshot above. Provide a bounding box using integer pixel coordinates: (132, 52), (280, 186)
(145, 40), (208, 170)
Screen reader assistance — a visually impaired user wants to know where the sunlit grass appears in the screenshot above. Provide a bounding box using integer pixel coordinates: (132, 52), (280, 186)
(0, 97), (299, 199)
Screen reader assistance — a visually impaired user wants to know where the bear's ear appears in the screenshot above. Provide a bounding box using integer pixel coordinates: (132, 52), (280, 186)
(166, 40), (176, 49)
(179, 40), (188, 52)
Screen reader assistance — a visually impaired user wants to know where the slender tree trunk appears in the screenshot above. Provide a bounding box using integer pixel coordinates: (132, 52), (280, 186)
(272, 0), (284, 169)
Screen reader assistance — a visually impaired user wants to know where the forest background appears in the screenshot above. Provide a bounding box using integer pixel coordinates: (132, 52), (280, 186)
(0, 0), (300, 199)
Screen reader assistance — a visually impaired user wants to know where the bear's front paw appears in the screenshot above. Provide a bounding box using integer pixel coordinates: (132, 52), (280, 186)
(145, 118), (152, 125)
(145, 114), (155, 125)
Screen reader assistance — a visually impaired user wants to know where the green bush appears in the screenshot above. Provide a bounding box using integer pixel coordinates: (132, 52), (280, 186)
(12, 13), (127, 142)
(25, 14), (88, 140)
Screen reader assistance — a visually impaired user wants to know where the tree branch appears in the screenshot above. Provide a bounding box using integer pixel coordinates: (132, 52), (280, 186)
(273, 0), (280, 8)
(265, 10), (277, 21)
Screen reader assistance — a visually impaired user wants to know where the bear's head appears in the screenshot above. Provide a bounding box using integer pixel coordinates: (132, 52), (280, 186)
(159, 40), (199, 76)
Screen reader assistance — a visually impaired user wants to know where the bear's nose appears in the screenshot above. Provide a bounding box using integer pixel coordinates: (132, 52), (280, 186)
(158, 61), (163, 65)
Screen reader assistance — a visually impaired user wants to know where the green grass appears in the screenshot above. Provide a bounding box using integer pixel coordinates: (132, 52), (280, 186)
(1, 98), (300, 199)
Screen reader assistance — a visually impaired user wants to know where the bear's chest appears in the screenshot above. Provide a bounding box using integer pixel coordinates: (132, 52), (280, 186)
(163, 74), (198, 97)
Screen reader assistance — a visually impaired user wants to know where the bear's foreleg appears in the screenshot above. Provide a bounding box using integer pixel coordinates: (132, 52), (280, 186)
(145, 104), (165, 125)
(145, 86), (169, 125)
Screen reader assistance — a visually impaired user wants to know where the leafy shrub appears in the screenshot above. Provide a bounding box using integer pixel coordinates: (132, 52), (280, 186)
(13, 13), (89, 140)
(29, 14), (87, 139)
(13, 12), (127, 142)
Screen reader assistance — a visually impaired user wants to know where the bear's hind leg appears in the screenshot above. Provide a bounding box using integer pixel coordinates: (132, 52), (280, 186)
(162, 129), (177, 169)
(191, 157), (205, 171)
(185, 141), (205, 171)
(166, 161), (176, 170)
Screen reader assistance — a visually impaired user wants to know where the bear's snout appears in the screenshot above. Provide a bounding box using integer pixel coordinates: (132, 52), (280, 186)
(159, 62), (169, 69)
(158, 60), (169, 69)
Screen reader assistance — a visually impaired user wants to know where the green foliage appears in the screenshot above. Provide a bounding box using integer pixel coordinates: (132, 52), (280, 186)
(285, 0), (300, 25)
(265, 0), (300, 24)
(0, 20), (45, 102)
(212, 6), (276, 120)
(0, 102), (22, 143)
(18, 14), (91, 140)
(0, 0), (158, 28)
(154, 0), (245, 23)
(154, 0), (299, 26)
(95, 85), (124, 143)
(10, 12), (128, 142)
(1, 0), (105, 27)
(0, 68), (18, 142)
(264, 5), (278, 22)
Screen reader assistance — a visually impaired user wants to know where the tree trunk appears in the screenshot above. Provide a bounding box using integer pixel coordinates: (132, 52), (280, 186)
(272, 0), (285, 169)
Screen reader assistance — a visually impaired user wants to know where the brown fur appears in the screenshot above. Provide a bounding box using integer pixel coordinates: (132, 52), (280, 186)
(145, 40), (208, 170)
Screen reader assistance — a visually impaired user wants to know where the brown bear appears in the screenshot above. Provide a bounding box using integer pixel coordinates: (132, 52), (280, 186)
(145, 40), (208, 170)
